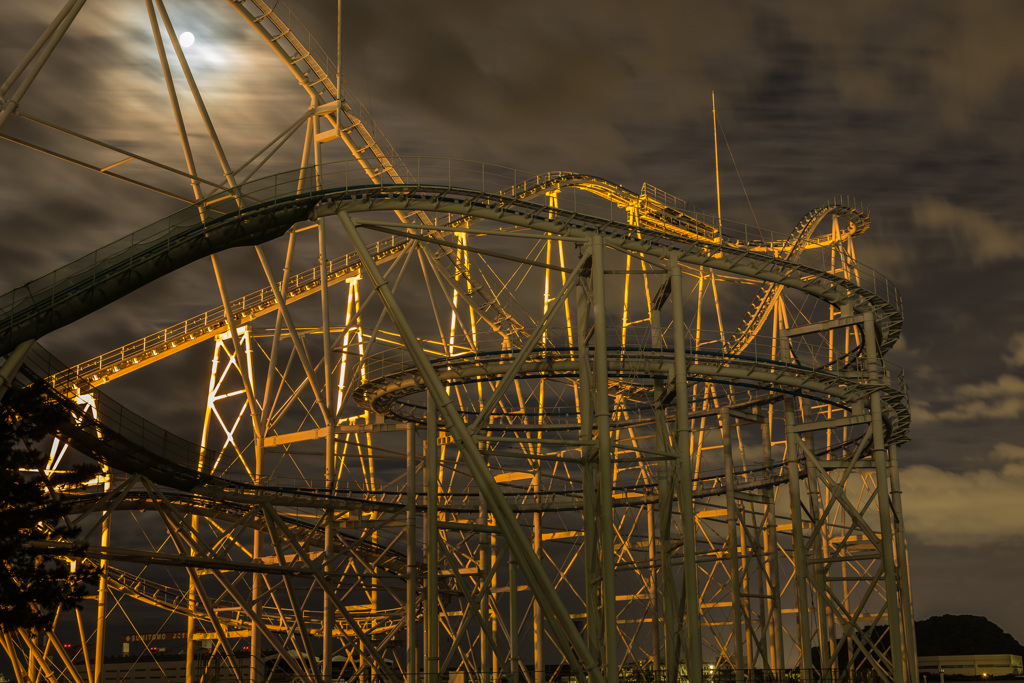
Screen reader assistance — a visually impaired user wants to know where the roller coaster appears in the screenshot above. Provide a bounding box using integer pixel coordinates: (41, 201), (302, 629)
(0, 2), (915, 683)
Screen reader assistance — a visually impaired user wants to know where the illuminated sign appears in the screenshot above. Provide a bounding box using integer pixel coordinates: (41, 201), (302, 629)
(121, 632), (188, 644)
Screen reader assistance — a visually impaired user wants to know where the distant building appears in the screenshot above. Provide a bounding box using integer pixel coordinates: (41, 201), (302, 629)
(76, 651), (387, 683)
(918, 654), (1023, 677)
(76, 651), (252, 683)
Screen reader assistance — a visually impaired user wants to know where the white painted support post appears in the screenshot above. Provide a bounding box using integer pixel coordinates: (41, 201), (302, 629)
(889, 444), (920, 683)
(578, 257), (600, 666)
(532, 488), (544, 683)
(481, 461), (492, 683)
(760, 416), (785, 670)
(646, 501), (661, 680)
(510, 558), (520, 683)
(804, 440), (833, 676)
(651, 291), (679, 683)
(318, 219), (336, 683)
(649, 296), (666, 683)
(93, 475), (111, 683)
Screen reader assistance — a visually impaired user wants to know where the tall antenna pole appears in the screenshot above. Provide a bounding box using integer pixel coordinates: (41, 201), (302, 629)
(335, 0), (342, 136)
(713, 91), (722, 229)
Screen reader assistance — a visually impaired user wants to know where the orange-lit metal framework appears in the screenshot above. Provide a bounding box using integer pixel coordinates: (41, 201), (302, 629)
(0, 2), (915, 683)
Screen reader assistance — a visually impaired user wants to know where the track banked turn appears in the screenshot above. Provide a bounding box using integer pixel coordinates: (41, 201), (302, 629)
(0, 160), (907, 493)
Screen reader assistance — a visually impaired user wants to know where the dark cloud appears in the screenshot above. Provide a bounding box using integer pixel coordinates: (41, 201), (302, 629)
(902, 444), (1024, 546)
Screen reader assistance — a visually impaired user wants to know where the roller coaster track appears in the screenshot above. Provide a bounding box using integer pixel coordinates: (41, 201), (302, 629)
(1, 168), (906, 496)
(0, 3), (915, 678)
(67, 489), (410, 575)
(229, 1), (531, 340)
(61, 489), (425, 636)
(354, 345), (909, 444)
(0, 174), (900, 369)
(46, 232), (410, 390)
(100, 565), (405, 637)
(1, 171), (901, 360)
(230, 0), (879, 355)
(492, 171), (875, 358)
(229, 0), (410, 188)
(18, 330), (909, 513)
(24, 168), (875, 394)
(726, 202), (871, 355)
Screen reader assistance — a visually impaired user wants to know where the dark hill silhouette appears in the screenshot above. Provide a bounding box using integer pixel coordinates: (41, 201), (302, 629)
(916, 615), (1024, 657)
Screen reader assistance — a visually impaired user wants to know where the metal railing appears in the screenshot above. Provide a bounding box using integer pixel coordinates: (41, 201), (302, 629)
(0, 158), (904, 349)
(359, 327), (904, 395)
(47, 232), (407, 388)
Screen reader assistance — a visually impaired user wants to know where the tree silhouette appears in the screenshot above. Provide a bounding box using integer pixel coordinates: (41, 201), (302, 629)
(0, 383), (100, 631)
(916, 614), (1024, 657)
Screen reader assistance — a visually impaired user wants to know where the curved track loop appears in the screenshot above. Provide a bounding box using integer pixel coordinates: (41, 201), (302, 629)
(38, 185), (854, 392)
(229, 0), (412, 187)
(0, 162), (900, 361)
(0, 166), (907, 485)
(725, 203), (870, 355)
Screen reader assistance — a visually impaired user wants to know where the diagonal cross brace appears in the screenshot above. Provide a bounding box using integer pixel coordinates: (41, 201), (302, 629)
(467, 250), (591, 435)
(337, 210), (605, 683)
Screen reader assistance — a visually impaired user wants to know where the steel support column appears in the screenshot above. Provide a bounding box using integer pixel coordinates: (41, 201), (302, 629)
(93, 473), (110, 683)
(338, 210), (605, 683)
(670, 259), (701, 681)
(720, 409), (746, 676)
(426, 391), (440, 683)
(407, 423), (418, 683)
(888, 444), (919, 683)
(784, 393), (814, 674)
(0, 0), (87, 132)
(591, 235), (618, 683)
(579, 255), (600, 669)
(0, 339), (34, 402)
(863, 312), (905, 683)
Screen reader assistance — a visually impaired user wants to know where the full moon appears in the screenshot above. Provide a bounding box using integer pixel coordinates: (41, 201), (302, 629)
(179, 31), (195, 48)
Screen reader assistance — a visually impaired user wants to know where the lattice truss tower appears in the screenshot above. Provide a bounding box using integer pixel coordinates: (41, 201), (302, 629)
(0, 2), (915, 683)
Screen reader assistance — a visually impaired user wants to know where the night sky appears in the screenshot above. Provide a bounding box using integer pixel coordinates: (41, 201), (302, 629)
(2, 0), (1024, 644)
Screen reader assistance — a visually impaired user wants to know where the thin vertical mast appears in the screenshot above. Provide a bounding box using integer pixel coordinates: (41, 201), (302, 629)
(713, 90), (722, 229)
(335, 0), (342, 135)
